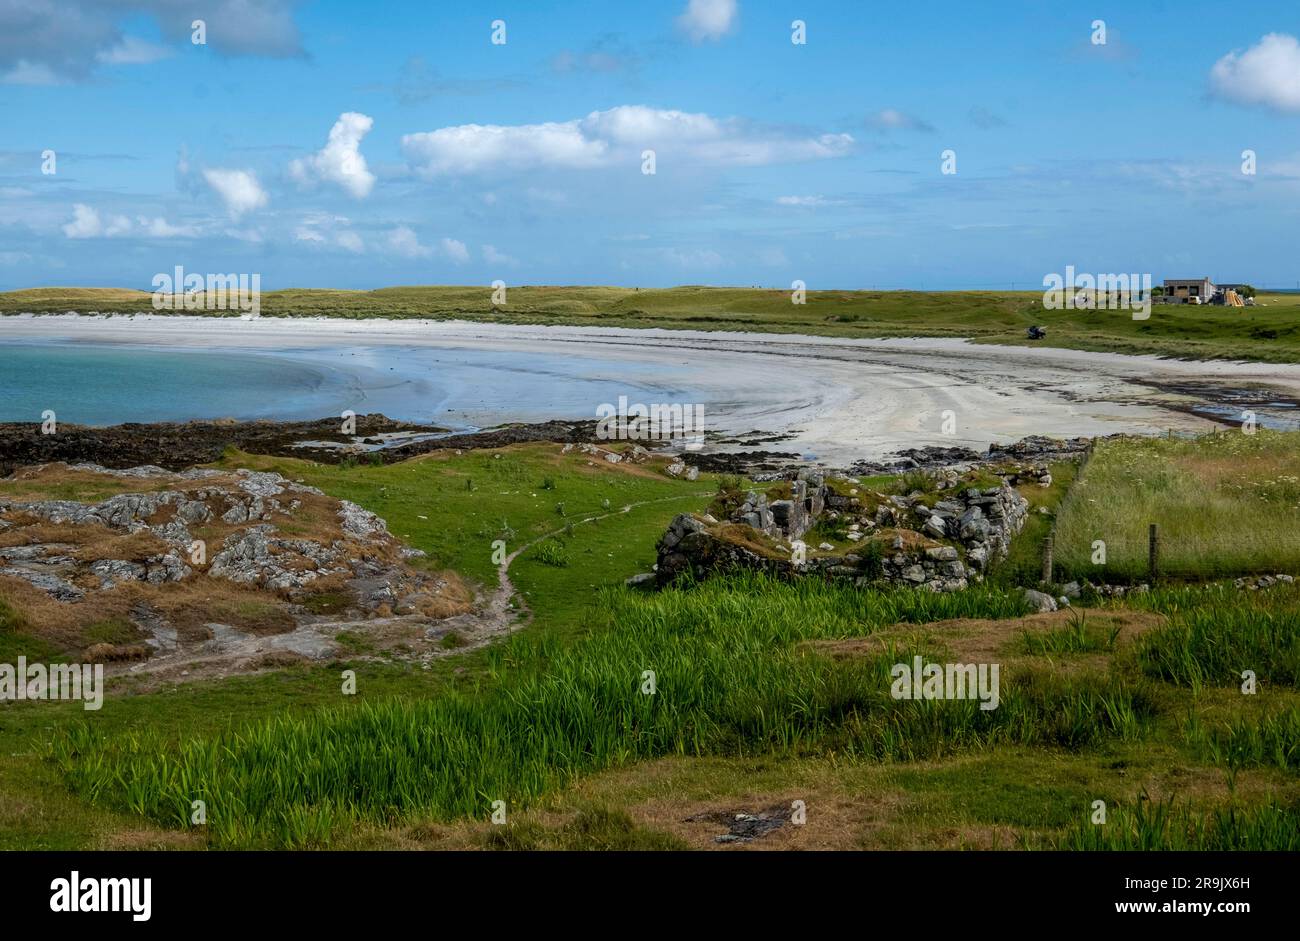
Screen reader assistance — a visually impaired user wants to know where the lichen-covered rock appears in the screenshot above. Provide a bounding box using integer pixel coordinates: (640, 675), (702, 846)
(338, 500), (389, 539)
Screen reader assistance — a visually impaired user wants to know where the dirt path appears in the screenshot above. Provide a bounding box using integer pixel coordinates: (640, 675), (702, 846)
(430, 491), (712, 658)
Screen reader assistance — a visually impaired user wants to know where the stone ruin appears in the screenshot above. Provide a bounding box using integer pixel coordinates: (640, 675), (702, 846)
(655, 467), (1032, 593)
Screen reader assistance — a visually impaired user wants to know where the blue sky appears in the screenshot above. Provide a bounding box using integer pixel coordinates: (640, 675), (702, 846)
(1, 0), (1299, 291)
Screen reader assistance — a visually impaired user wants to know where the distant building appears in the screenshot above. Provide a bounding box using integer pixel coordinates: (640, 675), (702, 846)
(1162, 278), (1215, 303)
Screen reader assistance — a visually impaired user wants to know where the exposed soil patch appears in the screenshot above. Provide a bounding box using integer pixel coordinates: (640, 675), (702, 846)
(805, 607), (1167, 664)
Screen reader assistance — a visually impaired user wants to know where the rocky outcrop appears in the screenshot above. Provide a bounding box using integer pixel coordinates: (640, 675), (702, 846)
(0, 464), (429, 606)
(850, 435), (1092, 478)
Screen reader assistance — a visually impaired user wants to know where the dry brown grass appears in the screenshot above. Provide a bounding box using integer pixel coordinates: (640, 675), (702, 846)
(804, 607), (1166, 665)
(84, 642), (150, 662)
(411, 572), (475, 619)
(0, 463), (176, 502)
(147, 581), (297, 637)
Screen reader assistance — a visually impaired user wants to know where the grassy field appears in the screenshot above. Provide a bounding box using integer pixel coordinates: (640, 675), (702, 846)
(5, 285), (1300, 362)
(2, 433), (1297, 850)
(1053, 430), (1300, 581)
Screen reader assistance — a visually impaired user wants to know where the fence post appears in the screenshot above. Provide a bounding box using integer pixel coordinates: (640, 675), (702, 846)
(1042, 533), (1054, 585)
(1148, 524), (1159, 580)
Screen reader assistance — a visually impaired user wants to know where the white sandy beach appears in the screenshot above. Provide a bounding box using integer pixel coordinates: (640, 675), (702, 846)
(4, 313), (1300, 466)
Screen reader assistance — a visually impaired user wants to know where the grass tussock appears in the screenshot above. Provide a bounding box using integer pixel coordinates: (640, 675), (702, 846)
(1136, 588), (1300, 688)
(1185, 707), (1300, 771)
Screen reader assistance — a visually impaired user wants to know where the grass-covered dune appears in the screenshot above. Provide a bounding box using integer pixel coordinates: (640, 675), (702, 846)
(5, 285), (1300, 362)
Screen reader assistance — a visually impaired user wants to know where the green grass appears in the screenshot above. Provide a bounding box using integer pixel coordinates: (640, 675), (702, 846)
(1062, 794), (1300, 850)
(215, 442), (710, 631)
(7, 286), (1300, 362)
(530, 539), (571, 568)
(1185, 707), (1300, 771)
(1053, 430), (1300, 580)
(992, 459), (1078, 586)
(0, 599), (67, 662)
(1020, 608), (1120, 655)
(49, 575), (1046, 847)
(1137, 588), (1300, 688)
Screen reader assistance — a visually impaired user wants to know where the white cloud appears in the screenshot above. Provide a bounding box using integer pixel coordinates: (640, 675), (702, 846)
(63, 204), (126, 238)
(867, 108), (935, 133)
(62, 204), (192, 238)
(289, 112), (377, 199)
(404, 120), (607, 175)
(136, 216), (197, 237)
(439, 237), (469, 263)
(676, 0), (738, 43)
(297, 214), (365, 252)
(776, 195), (837, 207)
(1211, 33), (1300, 113)
(0, 1), (304, 85)
(202, 168), (268, 218)
(336, 230), (365, 253)
(224, 227), (263, 243)
(95, 35), (173, 65)
(387, 226), (433, 258)
(483, 244), (516, 265)
(662, 247), (723, 268)
(1, 60), (65, 86)
(403, 105), (852, 176)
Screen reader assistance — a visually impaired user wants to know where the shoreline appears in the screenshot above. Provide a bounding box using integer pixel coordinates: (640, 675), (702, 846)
(5, 313), (1300, 465)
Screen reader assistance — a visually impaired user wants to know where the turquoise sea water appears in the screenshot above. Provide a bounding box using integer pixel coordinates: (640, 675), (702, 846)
(0, 340), (702, 429)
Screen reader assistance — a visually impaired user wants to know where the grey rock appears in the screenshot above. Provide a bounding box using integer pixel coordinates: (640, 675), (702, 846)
(90, 558), (147, 588)
(1023, 588), (1058, 613)
(0, 567), (84, 601)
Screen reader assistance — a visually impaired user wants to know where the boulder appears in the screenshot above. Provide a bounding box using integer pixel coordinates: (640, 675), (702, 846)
(1023, 588), (1058, 613)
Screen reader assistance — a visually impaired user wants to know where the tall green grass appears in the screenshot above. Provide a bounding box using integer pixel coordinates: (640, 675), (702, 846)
(1185, 707), (1300, 771)
(1053, 431), (1300, 580)
(42, 575), (1169, 848)
(1063, 794), (1300, 850)
(1137, 591), (1300, 688)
